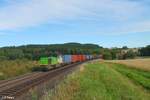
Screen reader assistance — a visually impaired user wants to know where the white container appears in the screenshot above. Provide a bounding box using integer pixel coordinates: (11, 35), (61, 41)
(58, 55), (63, 64)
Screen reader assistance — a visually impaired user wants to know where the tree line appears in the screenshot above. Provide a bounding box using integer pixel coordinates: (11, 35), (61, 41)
(0, 43), (102, 60)
(0, 43), (149, 60)
(140, 45), (150, 57)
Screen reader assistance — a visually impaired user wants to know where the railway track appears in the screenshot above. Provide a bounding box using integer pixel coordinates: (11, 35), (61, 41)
(0, 62), (83, 100)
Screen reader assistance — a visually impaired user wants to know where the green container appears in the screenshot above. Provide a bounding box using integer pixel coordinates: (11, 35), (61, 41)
(39, 57), (49, 65)
(50, 57), (58, 65)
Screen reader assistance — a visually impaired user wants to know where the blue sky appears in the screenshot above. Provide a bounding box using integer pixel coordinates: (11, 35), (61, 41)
(0, 0), (150, 48)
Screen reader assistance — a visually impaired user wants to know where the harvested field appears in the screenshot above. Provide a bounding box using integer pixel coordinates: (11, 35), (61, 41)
(105, 58), (150, 71)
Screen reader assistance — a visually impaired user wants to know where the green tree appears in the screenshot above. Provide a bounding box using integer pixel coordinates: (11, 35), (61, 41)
(103, 52), (112, 60)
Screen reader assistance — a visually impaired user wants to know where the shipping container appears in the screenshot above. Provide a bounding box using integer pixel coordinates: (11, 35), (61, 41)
(83, 55), (86, 61)
(78, 55), (82, 62)
(89, 55), (93, 59)
(62, 55), (71, 63)
(77, 55), (81, 62)
(81, 55), (84, 61)
(86, 55), (90, 60)
(58, 55), (63, 63)
(79, 55), (85, 61)
(71, 55), (78, 63)
(89, 55), (91, 59)
(39, 57), (49, 65)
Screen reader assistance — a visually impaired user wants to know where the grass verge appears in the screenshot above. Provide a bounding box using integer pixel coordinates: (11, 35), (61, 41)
(108, 63), (150, 91)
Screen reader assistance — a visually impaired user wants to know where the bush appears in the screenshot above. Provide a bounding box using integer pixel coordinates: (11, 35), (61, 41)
(124, 50), (136, 59)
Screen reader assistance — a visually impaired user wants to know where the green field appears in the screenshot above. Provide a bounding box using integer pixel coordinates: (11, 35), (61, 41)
(0, 59), (38, 80)
(44, 62), (150, 100)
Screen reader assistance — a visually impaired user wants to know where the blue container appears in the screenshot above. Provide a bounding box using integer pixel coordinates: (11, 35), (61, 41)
(62, 55), (71, 63)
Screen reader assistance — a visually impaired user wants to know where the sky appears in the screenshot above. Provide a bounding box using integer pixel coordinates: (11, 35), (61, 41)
(0, 0), (150, 48)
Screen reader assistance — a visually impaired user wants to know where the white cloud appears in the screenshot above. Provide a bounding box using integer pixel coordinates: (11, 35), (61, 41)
(0, 0), (148, 33)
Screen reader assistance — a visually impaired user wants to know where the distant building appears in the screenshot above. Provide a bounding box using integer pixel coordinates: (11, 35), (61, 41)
(121, 48), (139, 54)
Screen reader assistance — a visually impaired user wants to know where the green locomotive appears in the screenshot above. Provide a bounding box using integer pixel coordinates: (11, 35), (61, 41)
(39, 56), (59, 66)
(32, 56), (60, 72)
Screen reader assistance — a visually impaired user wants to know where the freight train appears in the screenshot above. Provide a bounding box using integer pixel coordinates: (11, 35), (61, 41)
(39, 55), (98, 65)
(33, 54), (101, 72)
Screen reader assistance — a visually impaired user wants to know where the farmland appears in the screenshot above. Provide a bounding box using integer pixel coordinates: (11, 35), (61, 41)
(0, 59), (38, 80)
(106, 58), (150, 71)
(43, 61), (150, 100)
